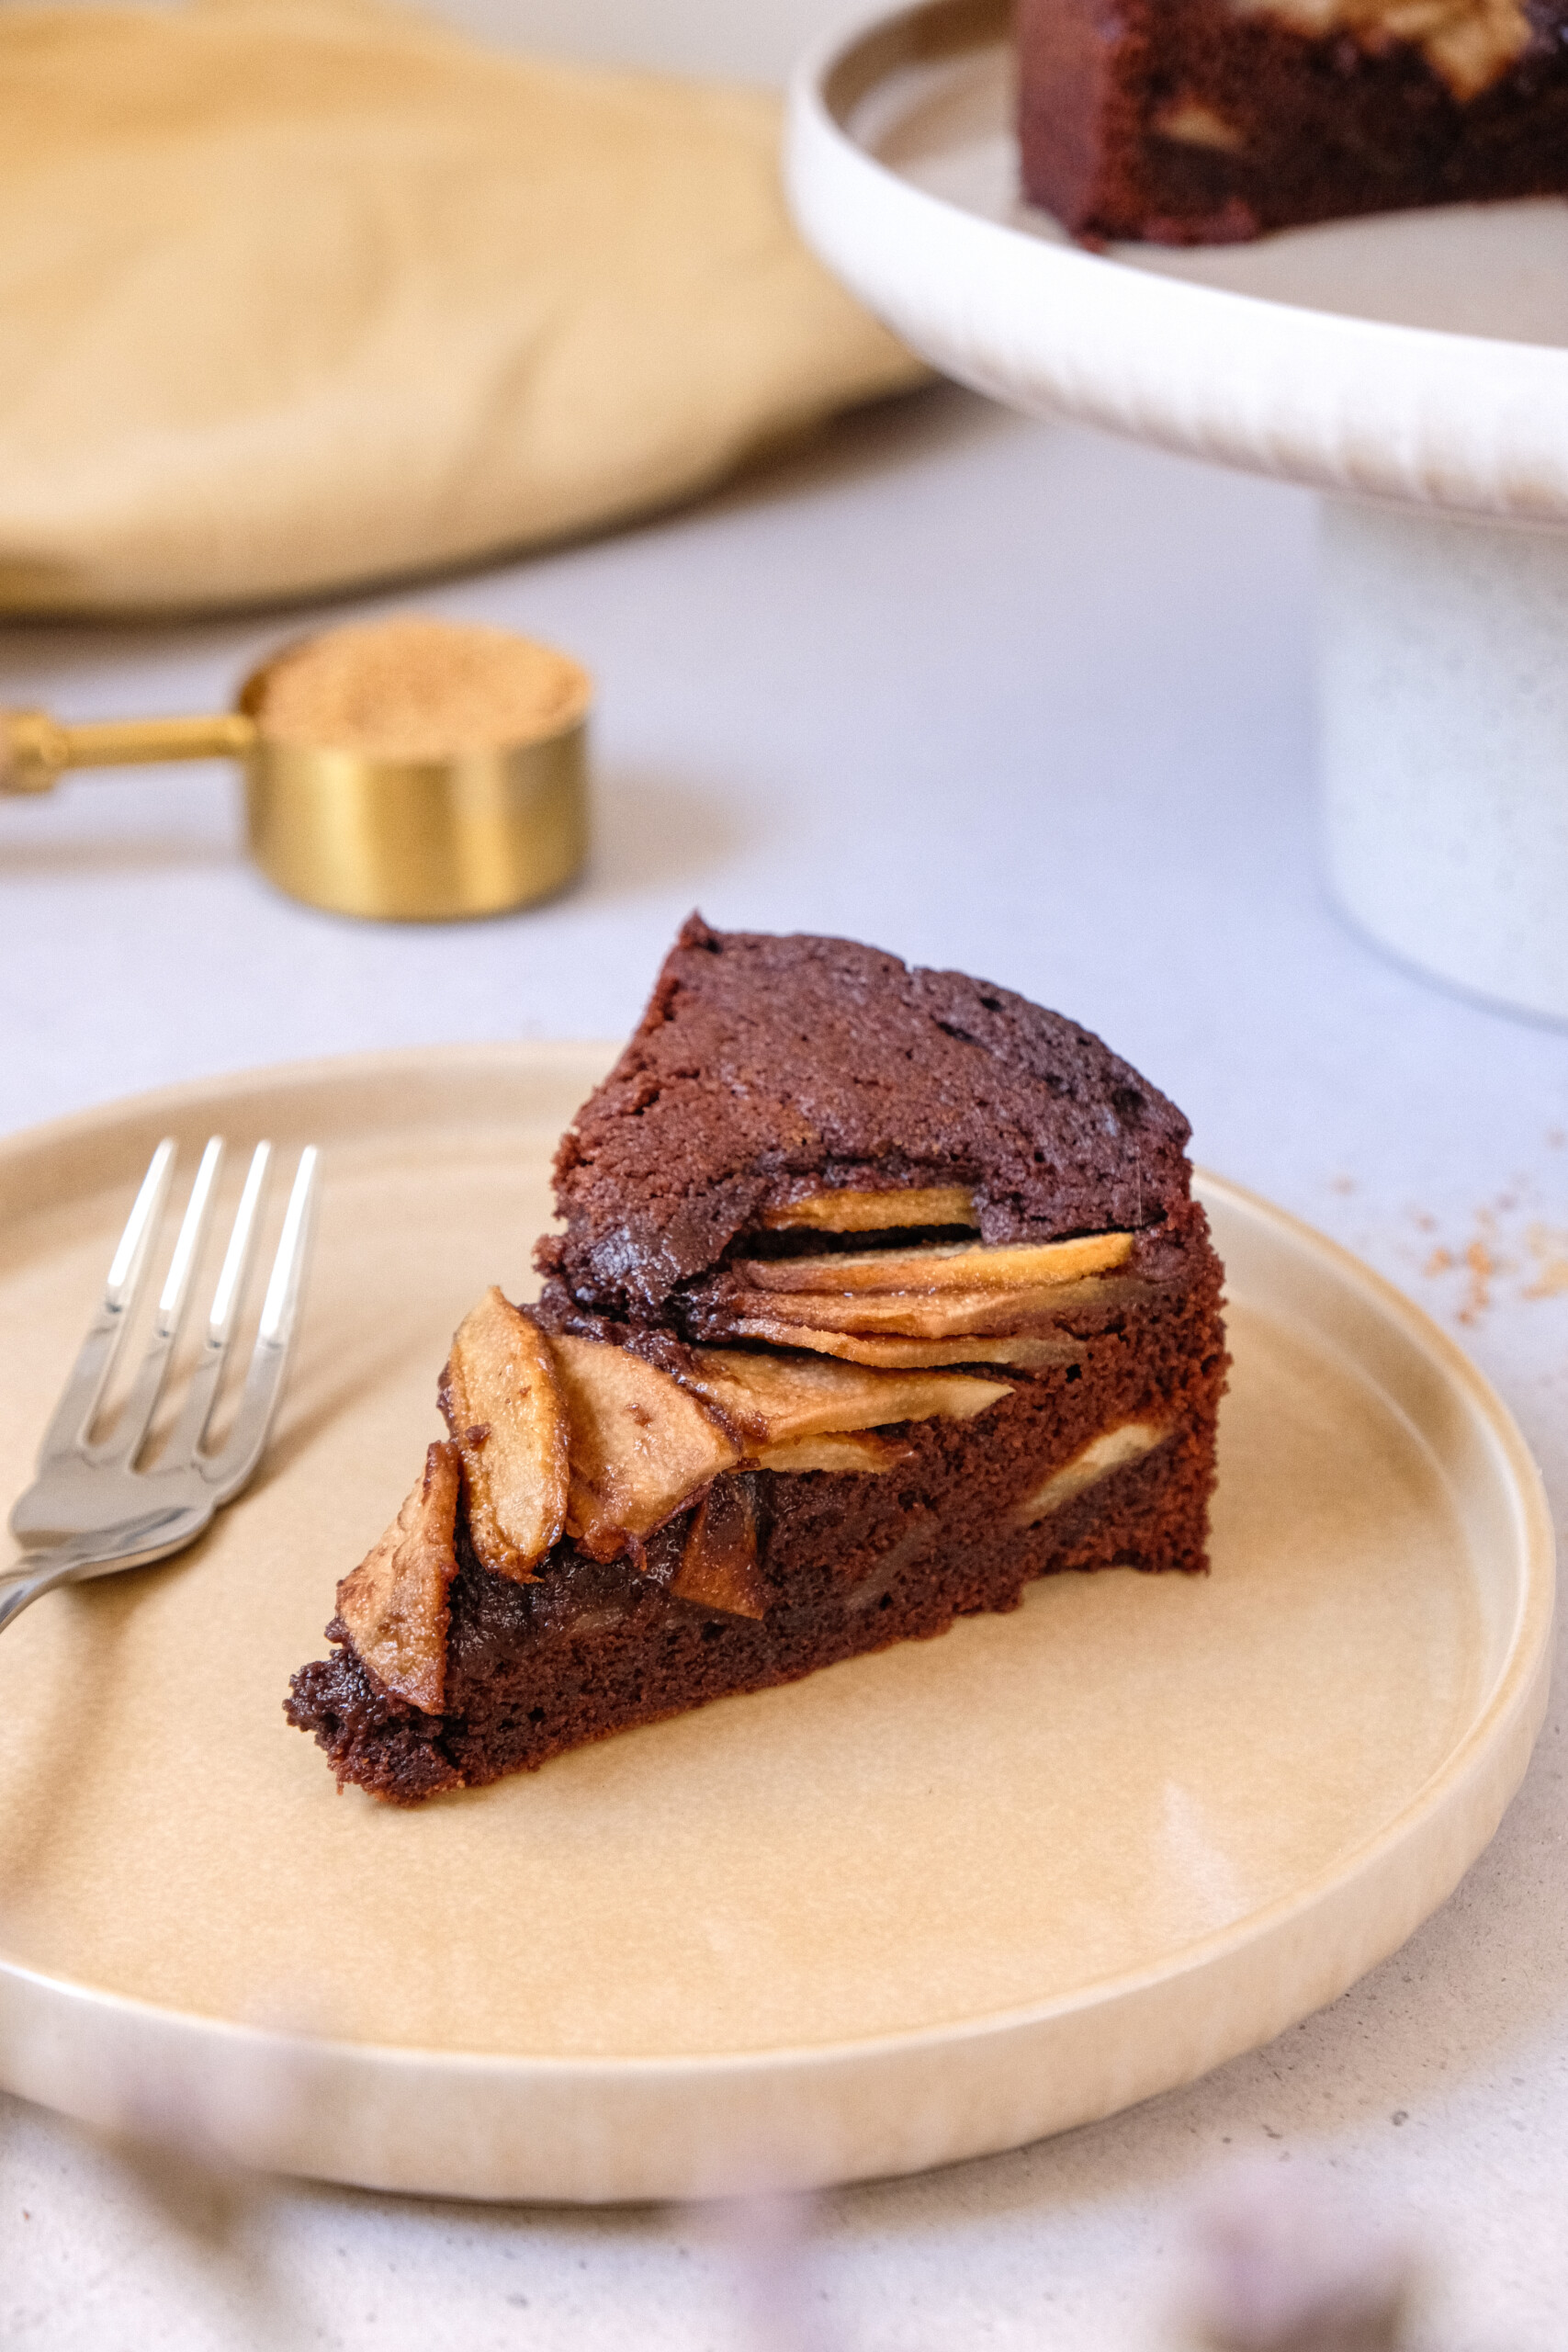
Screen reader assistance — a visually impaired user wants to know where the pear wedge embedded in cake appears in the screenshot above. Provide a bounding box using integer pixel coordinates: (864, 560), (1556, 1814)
(440, 1286), (569, 1580)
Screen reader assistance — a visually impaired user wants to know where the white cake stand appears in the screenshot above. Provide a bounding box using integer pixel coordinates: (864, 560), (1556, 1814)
(785, 0), (1568, 1023)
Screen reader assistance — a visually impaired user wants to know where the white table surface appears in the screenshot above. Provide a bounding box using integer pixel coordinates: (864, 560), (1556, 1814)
(2, 294), (1566, 2352)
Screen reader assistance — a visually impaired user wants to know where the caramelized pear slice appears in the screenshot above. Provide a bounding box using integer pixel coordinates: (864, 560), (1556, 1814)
(760, 1185), (976, 1233)
(1010, 1420), (1168, 1529)
(718, 1280), (1128, 1340)
(720, 1320), (1080, 1371)
(755, 1431), (908, 1474)
(670, 1475), (765, 1618)
(441, 1285), (569, 1580)
(335, 1441), (461, 1714)
(737, 1232), (1134, 1295)
(678, 1345), (1010, 1447)
(551, 1331), (738, 1560)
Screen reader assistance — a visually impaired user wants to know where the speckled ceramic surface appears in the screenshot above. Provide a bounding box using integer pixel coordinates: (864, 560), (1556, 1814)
(1320, 503), (1568, 1021)
(0, 1046), (1553, 2200)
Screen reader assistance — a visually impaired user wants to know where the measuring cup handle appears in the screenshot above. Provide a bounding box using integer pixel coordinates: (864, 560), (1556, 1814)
(0, 709), (66, 795)
(0, 707), (255, 794)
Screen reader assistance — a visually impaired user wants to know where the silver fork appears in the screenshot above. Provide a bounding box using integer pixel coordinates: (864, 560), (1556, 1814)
(2, 1136), (319, 1634)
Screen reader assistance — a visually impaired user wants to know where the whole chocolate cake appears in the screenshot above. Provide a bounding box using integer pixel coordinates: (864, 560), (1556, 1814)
(1017, 0), (1568, 243)
(288, 919), (1228, 1803)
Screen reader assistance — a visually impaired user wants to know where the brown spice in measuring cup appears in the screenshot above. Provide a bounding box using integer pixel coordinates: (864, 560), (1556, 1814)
(253, 617), (591, 760)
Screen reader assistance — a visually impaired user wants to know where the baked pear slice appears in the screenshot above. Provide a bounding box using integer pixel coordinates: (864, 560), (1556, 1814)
(675, 1345), (1010, 1449)
(440, 1286), (569, 1580)
(736, 1232), (1134, 1294)
(334, 1441), (462, 1714)
(669, 1475), (766, 1618)
(550, 1331), (739, 1561)
(1009, 1421), (1168, 1528)
(753, 1430), (910, 1474)
(760, 1185), (977, 1233)
(718, 1278), (1133, 1340)
(718, 1321), (1080, 1370)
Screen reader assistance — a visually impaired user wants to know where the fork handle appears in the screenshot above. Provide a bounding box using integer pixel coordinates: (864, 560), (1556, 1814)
(1, 709), (256, 795)
(0, 1554), (83, 1634)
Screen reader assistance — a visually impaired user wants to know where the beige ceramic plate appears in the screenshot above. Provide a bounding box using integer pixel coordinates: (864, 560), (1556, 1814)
(0, 1046), (1553, 2201)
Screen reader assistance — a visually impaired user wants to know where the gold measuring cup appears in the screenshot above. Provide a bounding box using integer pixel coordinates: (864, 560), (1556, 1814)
(0, 618), (591, 922)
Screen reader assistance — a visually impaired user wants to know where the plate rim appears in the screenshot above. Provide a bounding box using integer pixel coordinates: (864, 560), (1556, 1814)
(0, 1045), (1555, 2193)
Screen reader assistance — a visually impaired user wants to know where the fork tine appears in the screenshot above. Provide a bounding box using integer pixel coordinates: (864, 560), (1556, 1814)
(164, 1140), (271, 1464)
(201, 1146), (320, 1497)
(208, 1140), (271, 1346)
(96, 1136), (226, 1467)
(35, 1137), (176, 1466)
(7, 1136), (318, 1606)
(257, 1146), (319, 1350)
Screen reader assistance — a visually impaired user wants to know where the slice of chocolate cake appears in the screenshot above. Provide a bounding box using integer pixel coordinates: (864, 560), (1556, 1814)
(288, 920), (1227, 1803)
(1018, 0), (1568, 243)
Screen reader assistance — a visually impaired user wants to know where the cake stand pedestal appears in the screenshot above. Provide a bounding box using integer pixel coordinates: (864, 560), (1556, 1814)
(1323, 503), (1568, 1014)
(785, 0), (1568, 1022)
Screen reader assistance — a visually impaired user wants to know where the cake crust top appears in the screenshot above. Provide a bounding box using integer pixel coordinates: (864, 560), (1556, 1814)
(542, 916), (1193, 1318)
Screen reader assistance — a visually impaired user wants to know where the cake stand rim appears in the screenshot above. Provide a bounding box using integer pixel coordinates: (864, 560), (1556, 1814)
(785, 0), (1568, 522)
